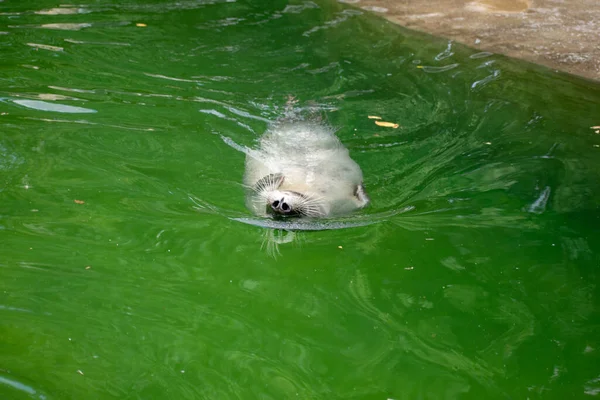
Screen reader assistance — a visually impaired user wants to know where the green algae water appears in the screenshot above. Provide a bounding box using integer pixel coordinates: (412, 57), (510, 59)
(1, 1), (600, 399)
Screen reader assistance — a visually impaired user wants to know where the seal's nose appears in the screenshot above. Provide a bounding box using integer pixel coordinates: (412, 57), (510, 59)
(270, 198), (291, 213)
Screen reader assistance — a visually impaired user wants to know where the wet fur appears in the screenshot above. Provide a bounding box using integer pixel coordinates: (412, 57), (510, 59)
(244, 118), (369, 218)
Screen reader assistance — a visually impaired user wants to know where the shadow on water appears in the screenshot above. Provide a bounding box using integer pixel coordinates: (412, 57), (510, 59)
(1, 0), (600, 399)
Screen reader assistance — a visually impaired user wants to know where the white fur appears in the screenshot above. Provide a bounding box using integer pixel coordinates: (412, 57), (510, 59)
(244, 120), (369, 217)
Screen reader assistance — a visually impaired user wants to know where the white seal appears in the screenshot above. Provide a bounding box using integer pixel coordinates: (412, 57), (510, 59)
(244, 117), (369, 218)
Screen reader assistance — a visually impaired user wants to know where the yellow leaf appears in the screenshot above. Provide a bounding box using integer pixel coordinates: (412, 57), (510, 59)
(367, 115), (382, 120)
(375, 121), (399, 128)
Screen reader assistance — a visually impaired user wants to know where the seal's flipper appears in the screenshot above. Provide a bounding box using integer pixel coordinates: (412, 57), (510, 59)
(254, 173), (284, 193)
(354, 183), (370, 208)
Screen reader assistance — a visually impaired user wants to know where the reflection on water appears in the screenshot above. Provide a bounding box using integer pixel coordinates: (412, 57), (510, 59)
(1, 0), (599, 399)
(12, 99), (97, 113)
(35, 7), (91, 15)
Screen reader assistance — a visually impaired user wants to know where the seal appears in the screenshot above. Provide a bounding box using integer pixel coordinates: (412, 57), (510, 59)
(244, 115), (369, 218)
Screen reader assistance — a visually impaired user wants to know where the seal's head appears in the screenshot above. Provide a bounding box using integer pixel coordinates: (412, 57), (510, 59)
(252, 173), (326, 218)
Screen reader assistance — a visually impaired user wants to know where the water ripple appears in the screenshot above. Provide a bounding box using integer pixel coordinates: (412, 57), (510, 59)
(419, 63), (460, 73)
(12, 99), (97, 113)
(434, 41), (455, 61)
(470, 51), (494, 59)
(471, 69), (501, 90)
(302, 9), (362, 36)
(25, 42), (63, 52)
(37, 23), (92, 31)
(282, 2), (319, 14)
(0, 375), (46, 399)
(35, 7), (91, 15)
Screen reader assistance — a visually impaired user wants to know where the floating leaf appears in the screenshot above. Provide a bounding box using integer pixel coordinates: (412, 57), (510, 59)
(367, 115), (382, 120)
(74, 199), (85, 204)
(374, 120), (399, 128)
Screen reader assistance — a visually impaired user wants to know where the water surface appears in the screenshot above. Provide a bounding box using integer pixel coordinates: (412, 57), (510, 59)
(1, 1), (600, 399)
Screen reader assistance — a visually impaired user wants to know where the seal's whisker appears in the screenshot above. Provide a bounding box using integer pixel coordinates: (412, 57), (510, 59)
(295, 192), (327, 217)
(252, 173), (284, 195)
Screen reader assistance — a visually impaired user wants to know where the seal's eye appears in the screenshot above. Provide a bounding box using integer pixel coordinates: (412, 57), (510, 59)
(272, 200), (280, 208)
(281, 202), (290, 211)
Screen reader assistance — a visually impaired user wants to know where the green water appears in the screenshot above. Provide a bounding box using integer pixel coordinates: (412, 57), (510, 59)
(1, 1), (600, 399)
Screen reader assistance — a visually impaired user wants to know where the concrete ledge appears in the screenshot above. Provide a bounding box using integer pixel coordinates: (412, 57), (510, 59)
(342, 0), (600, 82)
